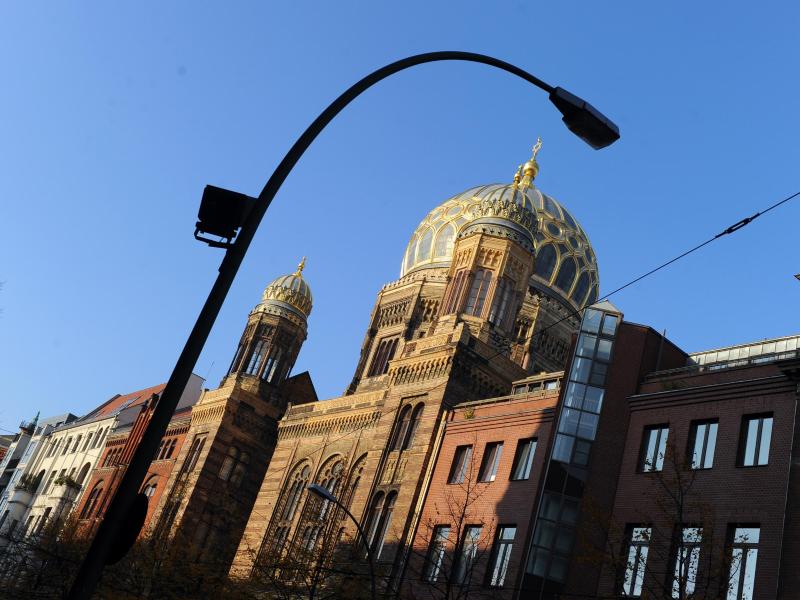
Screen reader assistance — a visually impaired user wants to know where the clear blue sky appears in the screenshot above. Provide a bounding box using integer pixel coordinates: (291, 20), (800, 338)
(1, 3), (798, 432)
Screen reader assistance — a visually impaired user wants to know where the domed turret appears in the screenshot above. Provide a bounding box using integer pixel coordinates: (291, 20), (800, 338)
(399, 143), (598, 310)
(258, 258), (313, 321)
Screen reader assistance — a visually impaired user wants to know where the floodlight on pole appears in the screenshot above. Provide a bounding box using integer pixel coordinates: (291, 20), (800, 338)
(67, 51), (620, 600)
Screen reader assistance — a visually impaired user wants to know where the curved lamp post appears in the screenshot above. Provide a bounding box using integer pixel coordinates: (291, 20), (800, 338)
(306, 483), (377, 600)
(67, 51), (620, 599)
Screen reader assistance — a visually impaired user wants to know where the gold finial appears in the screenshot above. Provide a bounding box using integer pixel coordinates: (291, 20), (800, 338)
(520, 137), (542, 191)
(294, 256), (306, 276)
(512, 164), (523, 187)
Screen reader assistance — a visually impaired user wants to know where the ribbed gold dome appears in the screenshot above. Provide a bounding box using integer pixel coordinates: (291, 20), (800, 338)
(260, 258), (313, 319)
(400, 184), (599, 310)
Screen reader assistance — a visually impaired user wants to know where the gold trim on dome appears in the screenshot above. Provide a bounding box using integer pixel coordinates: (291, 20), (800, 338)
(466, 196), (536, 236)
(261, 283), (312, 318)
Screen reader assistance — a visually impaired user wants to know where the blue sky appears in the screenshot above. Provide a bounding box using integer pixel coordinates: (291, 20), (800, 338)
(1, 2), (798, 431)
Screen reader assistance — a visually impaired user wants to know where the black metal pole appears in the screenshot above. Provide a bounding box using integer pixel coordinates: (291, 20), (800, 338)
(65, 51), (580, 599)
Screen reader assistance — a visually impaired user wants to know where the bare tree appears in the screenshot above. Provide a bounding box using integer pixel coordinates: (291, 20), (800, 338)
(579, 439), (749, 600)
(402, 436), (499, 600)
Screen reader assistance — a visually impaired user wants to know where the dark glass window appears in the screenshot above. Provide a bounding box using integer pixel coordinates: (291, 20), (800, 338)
(448, 445), (473, 484)
(488, 525), (516, 587)
(535, 245), (558, 281)
(671, 527), (702, 599)
(554, 258), (577, 293)
(640, 425), (669, 472)
(424, 525), (450, 582)
(728, 526), (760, 600)
(454, 525), (482, 584)
(740, 414), (773, 467)
(621, 526), (651, 597)
(489, 277), (516, 328)
(511, 438), (537, 480)
(367, 337), (399, 377)
(245, 340), (267, 375)
(689, 420), (718, 469)
(478, 442), (503, 482)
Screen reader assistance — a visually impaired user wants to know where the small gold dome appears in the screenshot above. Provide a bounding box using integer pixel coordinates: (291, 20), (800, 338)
(259, 258), (313, 319)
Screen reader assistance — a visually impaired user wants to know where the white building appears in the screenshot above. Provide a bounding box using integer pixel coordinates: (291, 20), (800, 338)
(0, 375), (203, 540)
(0, 414), (77, 538)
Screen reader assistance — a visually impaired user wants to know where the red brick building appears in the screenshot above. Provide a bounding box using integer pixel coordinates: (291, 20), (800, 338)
(405, 372), (562, 599)
(74, 377), (203, 535)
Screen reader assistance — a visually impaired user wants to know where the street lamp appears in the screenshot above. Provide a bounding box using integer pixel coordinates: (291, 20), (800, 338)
(306, 483), (377, 600)
(67, 51), (620, 599)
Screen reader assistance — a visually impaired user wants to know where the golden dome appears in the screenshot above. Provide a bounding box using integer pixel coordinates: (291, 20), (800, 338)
(400, 183), (599, 310)
(259, 258), (313, 319)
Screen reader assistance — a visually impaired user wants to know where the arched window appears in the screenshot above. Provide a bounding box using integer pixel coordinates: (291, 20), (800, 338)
(34, 470), (46, 493)
(279, 464), (311, 522)
(76, 463), (91, 486)
(434, 224), (455, 257)
(341, 454), (367, 513)
(391, 405), (413, 451)
(73, 436), (82, 453)
(404, 236), (418, 273)
(63, 437), (72, 455)
(83, 433), (93, 452)
(417, 228), (433, 262)
(535, 244), (558, 282)
(403, 404), (424, 450)
(366, 492), (397, 560)
(228, 342), (246, 375)
(262, 347), (285, 383)
(230, 451), (250, 486)
(443, 269), (469, 315)
(245, 340), (267, 375)
(165, 439), (177, 459)
(141, 476), (159, 498)
(80, 482), (104, 519)
(367, 337), (399, 377)
(572, 271), (591, 306)
(465, 270), (492, 317)
(219, 447), (239, 481)
(554, 258), (577, 293)
(489, 277), (516, 328)
(184, 435), (207, 472)
(314, 458), (344, 519)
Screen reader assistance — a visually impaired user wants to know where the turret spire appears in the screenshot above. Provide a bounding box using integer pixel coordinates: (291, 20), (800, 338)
(294, 257), (306, 276)
(519, 137), (542, 192)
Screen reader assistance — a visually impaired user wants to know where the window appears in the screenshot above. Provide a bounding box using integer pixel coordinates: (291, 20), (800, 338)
(464, 270), (492, 317)
(219, 447), (239, 481)
(243, 340), (266, 375)
(443, 269), (469, 314)
(184, 435), (207, 472)
(367, 337), (399, 377)
(739, 414), (773, 467)
(164, 439), (177, 459)
(391, 403), (424, 451)
(727, 526), (759, 600)
(489, 277), (516, 328)
(454, 526), (482, 584)
(621, 526), (651, 597)
(365, 491), (397, 560)
(478, 442), (503, 482)
(80, 482), (105, 519)
(424, 525), (450, 582)
(62, 437), (72, 455)
(689, 420), (718, 469)
(279, 464), (310, 521)
(72, 436), (82, 453)
(640, 425), (669, 472)
(262, 346), (285, 383)
(488, 526), (516, 587)
(672, 527), (702, 599)
(511, 438), (537, 480)
(142, 477), (158, 498)
(448, 445), (473, 484)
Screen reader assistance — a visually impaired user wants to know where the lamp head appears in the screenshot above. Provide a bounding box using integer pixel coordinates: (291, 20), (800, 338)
(307, 483), (336, 503)
(549, 87), (620, 150)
